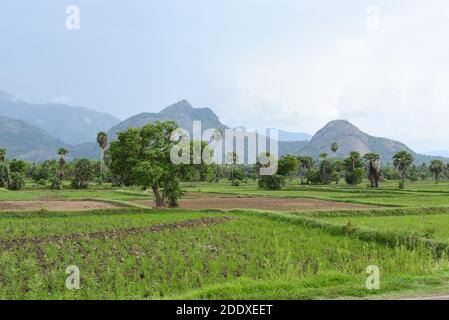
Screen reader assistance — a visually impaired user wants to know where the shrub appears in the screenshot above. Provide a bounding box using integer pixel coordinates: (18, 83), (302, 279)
(72, 159), (93, 189)
(50, 176), (63, 190)
(258, 174), (286, 190)
(306, 168), (321, 185)
(230, 168), (245, 186)
(7, 173), (25, 190)
(36, 179), (48, 186)
(0, 163), (10, 188)
(345, 168), (364, 185)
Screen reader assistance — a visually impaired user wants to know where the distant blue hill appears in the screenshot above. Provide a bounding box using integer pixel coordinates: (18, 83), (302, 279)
(0, 90), (120, 145)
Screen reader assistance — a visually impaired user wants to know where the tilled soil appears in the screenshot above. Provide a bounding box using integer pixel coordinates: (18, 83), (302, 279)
(0, 216), (237, 249)
(0, 200), (121, 212)
(137, 195), (378, 211)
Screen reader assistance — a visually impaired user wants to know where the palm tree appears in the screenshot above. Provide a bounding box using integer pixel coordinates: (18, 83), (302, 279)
(213, 128), (222, 182)
(96, 132), (108, 172)
(348, 151), (359, 172)
(227, 151), (238, 180)
(331, 143), (339, 155)
(364, 153), (382, 188)
(57, 148), (69, 183)
(429, 160), (445, 184)
(0, 148), (6, 162)
(298, 156), (314, 184)
(393, 150), (414, 184)
(319, 153), (328, 183)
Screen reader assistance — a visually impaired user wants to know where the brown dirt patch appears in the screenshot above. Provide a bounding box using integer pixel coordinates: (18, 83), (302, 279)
(0, 216), (237, 249)
(138, 196), (378, 211)
(0, 200), (121, 212)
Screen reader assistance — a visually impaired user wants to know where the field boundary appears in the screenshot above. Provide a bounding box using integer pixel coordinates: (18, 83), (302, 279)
(299, 206), (449, 218)
(0, 216), (238, 249)
(236, 210), (449, 257)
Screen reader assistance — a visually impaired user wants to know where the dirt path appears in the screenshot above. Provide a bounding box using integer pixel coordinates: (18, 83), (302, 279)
(137, 195), (379, 211)
(0, 200), (121, 212)
(0, 216), (237, 249)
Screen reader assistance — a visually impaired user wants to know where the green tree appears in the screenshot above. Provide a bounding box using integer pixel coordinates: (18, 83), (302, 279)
(418, 163), (430, 180)
(393, 150), (414, 187)
(429, 160), (445, 184)
(97, 131), (108, 173)
(226, 151), (239, 184)
(277, 155), (299, 178)
(72, 159), (93, 189)
(8, 159), (26, 190)
(0, 163), (9, 188)
(179, 141), (214, 186)
(54, 148), (69, 189)
(258, 174), (286, 190)
(331, 143), (339, 155)
(364, 153), (382, 188)
(0, 149), (9, 188)
(0, 149), (6, 162)
(331, 160), (343, 184)
(213, 128), (223, 182)
(9, 159), (27, 175)
(344, 152), (364, 185)
(319, 153), (331, 184)
(109, 121), (184, 207)
(32, 160), (57, 185)
(108, 128), (141, 186)
(298, 156), (314, 184)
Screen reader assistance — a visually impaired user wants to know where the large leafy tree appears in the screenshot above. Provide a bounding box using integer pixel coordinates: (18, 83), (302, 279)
(96, 131), (108, 172)
(277, 155), (299, 178)
(429, 160), (445, 184)
(393, 150), (414, 185)
(108, 128), (141, 186)
(109, 121), (184, 208)
(364, 153), (382, 188)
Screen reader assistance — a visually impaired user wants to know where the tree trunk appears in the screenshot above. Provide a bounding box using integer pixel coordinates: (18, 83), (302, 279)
(152, 185), (165, 208)
(100, 148), (105, 172)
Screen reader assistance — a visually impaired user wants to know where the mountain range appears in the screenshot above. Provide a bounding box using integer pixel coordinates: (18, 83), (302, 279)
(0, 90), (120, 145)
(0, 89), (447, 164)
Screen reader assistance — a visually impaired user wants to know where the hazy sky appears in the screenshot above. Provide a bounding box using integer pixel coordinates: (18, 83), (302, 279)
(1, 0), (449, 152)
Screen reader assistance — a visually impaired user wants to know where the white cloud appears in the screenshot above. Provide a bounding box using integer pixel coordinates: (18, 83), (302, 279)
(224, 1), (449, 151)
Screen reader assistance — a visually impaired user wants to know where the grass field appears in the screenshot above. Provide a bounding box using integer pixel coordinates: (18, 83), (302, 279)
(2, 179), (449, 299)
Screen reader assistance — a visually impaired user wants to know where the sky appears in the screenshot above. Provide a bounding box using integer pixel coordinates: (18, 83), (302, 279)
(1, 0), (449, 153)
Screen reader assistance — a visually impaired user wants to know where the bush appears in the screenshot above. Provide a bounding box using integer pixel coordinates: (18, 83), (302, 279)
(344, 168), (364, 185)
(398, 180), (405, 189)
(306, 168), (321, 185)
(72, 159), (93, 189)
(36, 179), (48, 186)
(258, 174), (286, 190)
(7, 173), (24, 190)
(0, 163), (10, 188)
(50, 176), (63, 190)
(230, 168), (245, 186)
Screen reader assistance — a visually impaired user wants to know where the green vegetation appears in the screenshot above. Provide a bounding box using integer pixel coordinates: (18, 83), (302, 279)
(1, 208), (449, 299)
(2, 120), (449, 300)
